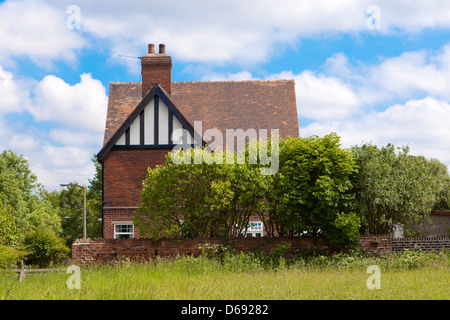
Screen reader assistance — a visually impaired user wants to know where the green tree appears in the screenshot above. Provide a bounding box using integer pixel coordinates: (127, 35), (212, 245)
(264, 133), (359, 245)
(352, 143), (449, 234)
(0, 150), (39, 230)
(135, 148), (267, 240)
(0, 150), (61, 238)
(0, 200), (18, 246)
(58, 183), (86, 245)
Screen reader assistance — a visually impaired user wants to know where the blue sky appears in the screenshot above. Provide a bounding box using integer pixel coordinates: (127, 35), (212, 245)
(1, 0), (450, 190)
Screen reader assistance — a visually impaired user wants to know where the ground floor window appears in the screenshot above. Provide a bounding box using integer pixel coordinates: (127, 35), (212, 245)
(114, 224), (134, 239)
(242, 221), (264, 237)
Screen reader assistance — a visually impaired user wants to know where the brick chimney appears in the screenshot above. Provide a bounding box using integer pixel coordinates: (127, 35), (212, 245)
(141, 43), (172, 96)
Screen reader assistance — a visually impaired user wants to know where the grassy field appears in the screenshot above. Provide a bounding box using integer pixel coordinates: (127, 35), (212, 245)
(1, 249), (449, 300)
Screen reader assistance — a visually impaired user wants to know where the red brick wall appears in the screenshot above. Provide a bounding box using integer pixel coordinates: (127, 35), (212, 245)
(72, 237), (339, 265)
(358, 234), (450, 254)
(72, 235), (450, 264)
(358, 234), (392, 255)
(392, 236), (450, 252)
(103, 148), (170, 207)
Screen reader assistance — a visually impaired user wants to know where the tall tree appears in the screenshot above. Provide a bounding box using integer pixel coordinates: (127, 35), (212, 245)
(0, 150), (61, 237)
(265, 133), (359, 245)
(352, 143), (449, 234)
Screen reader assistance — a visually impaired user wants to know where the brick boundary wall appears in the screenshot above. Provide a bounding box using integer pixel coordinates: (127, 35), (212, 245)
(358, 234), (392, 255)
(391, 236), (450, 252)
(71, 235), (450, 264)
(359, 234), (450, 254)
(71, 237), (339, 265)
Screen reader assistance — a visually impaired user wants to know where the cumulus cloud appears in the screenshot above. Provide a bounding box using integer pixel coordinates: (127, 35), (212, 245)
(0, 66), (22, 113)
(1, 0), (450, 70)
(324, 45), (450, 105)
(48, 129), (104, 147)
(28, 73), (107, 132)
(376, 0), (450, 32)
(29, 0), (450, 71)
(300, 97), (450, 166)
(0, 67), (107, 190)
(287, 70), (360, 120)
(0, 0), (85, 67)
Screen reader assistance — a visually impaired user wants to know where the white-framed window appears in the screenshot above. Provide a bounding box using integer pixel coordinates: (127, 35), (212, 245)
(114, 224), (134, 239)
(241, 221), (264, 237)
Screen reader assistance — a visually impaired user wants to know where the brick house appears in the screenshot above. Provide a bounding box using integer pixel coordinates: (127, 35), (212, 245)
(97, 44), (299, 239)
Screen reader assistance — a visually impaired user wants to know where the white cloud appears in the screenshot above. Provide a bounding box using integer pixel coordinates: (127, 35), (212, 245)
(289, 70), (360, 120)
(300, 97), (450, 166)
(28, 73), (107, 132)
(48, 129), (103, 147)
(39, 0), (450, 71)
(0, 67), (107, 190)
(376, 0), (450, 32)
(0, 66), (22, 113)
(0, 0), (85, 67)
(42, 144), (93, 168)
(1, 0), (450, 70)
(322, 44), (450, 107)
(367, 50), (450, 100)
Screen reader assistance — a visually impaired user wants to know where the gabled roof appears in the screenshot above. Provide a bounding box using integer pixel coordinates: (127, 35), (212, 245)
(98, 85), (195, 161)
(100, 79), (299, 159)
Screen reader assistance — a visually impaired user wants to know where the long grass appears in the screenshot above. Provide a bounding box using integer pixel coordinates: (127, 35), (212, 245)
(1, 249), (449, 300)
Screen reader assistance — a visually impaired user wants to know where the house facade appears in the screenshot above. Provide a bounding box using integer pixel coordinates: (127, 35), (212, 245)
(97, 44), (299, 239)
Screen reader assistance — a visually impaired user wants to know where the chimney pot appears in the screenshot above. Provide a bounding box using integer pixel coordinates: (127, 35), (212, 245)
(148, 43), (155, 54)
(159, 44), (165, 54)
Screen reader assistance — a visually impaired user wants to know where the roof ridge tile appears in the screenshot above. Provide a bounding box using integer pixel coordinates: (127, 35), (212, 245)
(172, 79), (294, 84)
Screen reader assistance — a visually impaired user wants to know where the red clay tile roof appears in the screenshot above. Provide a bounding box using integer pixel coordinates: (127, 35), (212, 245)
(103, 82), (142, 145)
(103, 80), (299, 147)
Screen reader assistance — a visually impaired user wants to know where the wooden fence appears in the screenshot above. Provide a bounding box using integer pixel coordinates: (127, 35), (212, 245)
(10, 260), (65, 282)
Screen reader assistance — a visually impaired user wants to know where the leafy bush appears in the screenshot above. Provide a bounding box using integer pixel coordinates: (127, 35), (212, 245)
(22, 230), (70, 267)
(0, 243), (29, 269)
(328, 212), (361, 247)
